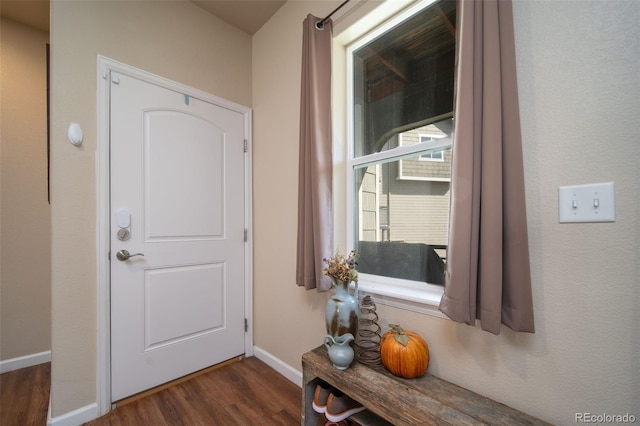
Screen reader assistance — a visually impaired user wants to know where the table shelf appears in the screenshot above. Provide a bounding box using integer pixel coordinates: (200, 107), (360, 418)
(302, 345), (550, 426)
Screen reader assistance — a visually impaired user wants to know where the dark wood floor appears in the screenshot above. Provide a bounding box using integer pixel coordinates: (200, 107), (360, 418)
(0, 362), (51, 426)
(0, 357), (302, 426)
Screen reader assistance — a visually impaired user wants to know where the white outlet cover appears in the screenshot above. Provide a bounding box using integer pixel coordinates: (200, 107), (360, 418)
(558, 182), (615, 223)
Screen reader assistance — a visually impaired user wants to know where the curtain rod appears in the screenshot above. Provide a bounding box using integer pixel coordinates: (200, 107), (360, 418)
(315, 0), (351, 29)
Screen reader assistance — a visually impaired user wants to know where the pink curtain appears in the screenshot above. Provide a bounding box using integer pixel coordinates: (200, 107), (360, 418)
(296, 15), (333, 291)
(439, 0), (535, 334)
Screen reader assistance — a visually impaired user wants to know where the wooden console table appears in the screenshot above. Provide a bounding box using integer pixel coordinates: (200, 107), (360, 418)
(302, 345), (550, 426)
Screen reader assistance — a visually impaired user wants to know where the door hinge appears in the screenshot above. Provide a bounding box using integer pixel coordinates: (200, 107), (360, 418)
(243, 139), (248, 153)
(244, 318), (248, 332)
(244, 228), (248, 242)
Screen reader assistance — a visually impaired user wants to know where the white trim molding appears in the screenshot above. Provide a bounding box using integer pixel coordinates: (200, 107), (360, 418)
(253, 346), (302, 388)
(47, 399), (98, 426)
(0, 350), (51, 374)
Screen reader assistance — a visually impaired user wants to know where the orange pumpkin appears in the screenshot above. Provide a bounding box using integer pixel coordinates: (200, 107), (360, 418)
(380, 324), (429, 378)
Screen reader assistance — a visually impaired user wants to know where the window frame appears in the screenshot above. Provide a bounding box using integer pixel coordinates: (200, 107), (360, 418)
(345, 0), (452, 315)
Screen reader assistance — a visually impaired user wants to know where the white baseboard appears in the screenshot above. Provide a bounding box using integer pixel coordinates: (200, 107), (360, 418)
(47, 400), (99, 426)
(0, 350), (51, 374)
(253, 346), (303, 387)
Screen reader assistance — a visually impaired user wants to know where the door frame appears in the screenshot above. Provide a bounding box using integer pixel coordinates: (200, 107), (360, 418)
(96, 56), (253, 415)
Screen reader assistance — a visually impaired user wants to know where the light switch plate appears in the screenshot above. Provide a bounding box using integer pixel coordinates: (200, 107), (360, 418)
(558, 182), (615, 223)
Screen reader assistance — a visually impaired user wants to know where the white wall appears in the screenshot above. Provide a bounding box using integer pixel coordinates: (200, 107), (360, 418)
(252, 0), (640, 424)
(49, 0), (252, 417)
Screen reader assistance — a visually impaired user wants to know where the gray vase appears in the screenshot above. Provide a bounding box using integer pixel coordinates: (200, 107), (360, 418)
(324, 333), (355, 370)
(325, 278), (359, 338)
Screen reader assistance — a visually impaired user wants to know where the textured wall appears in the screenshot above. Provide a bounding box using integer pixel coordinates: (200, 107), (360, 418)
(47, 0), (639, 421)
(49, 1), (252, 417)
(252, 0), (639, 423)
(0, 18), (51, 362)
(252, 0), (340, 371)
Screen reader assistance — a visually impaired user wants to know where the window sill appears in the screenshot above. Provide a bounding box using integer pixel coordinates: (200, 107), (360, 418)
(356, 273), (447, 318)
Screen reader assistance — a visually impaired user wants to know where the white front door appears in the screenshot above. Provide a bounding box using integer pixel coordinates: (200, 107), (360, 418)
(110, 72), (246, 401)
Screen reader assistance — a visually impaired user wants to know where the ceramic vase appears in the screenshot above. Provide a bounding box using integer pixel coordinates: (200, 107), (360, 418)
(325, 278), (359, 339)
(324, 333), (355, 370)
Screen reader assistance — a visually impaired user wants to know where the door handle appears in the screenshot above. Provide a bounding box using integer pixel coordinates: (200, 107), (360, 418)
(116, 249), (144, 261)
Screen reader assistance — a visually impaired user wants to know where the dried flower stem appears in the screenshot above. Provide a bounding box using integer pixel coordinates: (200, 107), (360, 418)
(322, 250), (359, 283)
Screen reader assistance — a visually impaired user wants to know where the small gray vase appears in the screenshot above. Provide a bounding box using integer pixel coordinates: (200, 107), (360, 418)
(324, 333), (355, 370)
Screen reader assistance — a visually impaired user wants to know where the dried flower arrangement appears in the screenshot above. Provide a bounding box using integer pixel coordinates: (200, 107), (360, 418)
(323, 250), (359, 283)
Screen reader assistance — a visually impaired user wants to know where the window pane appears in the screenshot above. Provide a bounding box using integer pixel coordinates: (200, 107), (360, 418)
(352, 0), (456, 158)
(354, 151), (450, 285)
(348, 0), (456, 290)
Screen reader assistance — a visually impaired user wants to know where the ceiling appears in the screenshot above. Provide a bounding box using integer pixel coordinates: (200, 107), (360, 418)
(0, 0), (49, 32)
(0, 0), (287, 35)
(192, 0), (286, 35)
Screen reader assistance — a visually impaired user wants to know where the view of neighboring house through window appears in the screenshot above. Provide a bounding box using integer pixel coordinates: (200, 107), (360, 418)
(347, 0), (455, 290)
(417, 133), (447, 162)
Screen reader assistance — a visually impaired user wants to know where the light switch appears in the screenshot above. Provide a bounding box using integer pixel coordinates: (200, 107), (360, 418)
(558, 182), (615, 223)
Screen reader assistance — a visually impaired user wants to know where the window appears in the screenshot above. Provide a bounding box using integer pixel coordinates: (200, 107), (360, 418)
(346, 0), (456, 306)
(418, 134), (446, 162)
(421, 151), (444, 161)
(398, 129), (452, 181)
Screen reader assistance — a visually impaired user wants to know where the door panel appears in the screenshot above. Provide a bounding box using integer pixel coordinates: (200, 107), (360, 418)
(110, 72), (245, 401)
(144, 110), (225, 239)
(145, 263), (225, 348)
